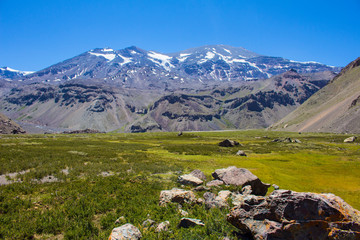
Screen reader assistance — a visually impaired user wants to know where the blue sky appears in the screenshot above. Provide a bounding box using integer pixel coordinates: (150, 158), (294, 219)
(1, 0), (359, 71)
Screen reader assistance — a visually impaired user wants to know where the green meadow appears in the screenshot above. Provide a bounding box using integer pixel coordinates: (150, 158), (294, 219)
(0, 130), (359, 239)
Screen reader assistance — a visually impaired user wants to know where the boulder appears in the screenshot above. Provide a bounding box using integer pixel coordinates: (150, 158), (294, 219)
(206, 179), (224, 187)
(193, 186), (209, 191)
(236, 150), (247, 156)
(190, 169), (207, 180)
(109, 223), (142, 240)
(212, 166), (270, 196)
(155, 221), (170, 233)
(203, 191), (231, 209)
(218, 139), (240, 147)
(344, 136), (357, 143)
(159, 188), (196, 206)
(227, 190), (360, 240)
(178, 218), (205, 228)
(177, 174), (203, 186)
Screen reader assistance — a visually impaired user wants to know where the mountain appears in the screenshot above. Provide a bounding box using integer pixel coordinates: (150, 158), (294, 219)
(270, 57), (360, 133)
(0, 112), (26, 134)
(18, 45), (340, 89)
(0, 69), (334, 133)
(0, 67), (33, 80)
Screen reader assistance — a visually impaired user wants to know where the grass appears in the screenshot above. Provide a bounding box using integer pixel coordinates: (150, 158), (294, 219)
(0, 130), (359, 239)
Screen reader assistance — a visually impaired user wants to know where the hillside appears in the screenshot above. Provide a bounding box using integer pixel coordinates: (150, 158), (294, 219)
(271, 57), (360, 133)
(0, 112), (26, 134)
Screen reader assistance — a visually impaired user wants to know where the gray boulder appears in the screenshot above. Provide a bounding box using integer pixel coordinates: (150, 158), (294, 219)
(109, 223), (142, 240)
(178, 218), (205, 228)
(227, 190), (360, 240)
(159, 188), (196, 206)
(203, 191), (231, 209)
(190, 169), (207, 180)
(178, 174), (203, 186)
(212, 166), (270, 196)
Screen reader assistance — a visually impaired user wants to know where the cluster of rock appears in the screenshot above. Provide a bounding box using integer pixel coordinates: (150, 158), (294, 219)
(109, 166), (360, 239)
(62, 128), (103, 134)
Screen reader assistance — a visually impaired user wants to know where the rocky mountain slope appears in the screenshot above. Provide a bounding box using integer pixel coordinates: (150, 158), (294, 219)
(0, 112), (26, 134)
(0, 70), (334, 132)
(271, 57), (360, 133)
(14, 45), (339, 89)
(0, 67), (33, 80)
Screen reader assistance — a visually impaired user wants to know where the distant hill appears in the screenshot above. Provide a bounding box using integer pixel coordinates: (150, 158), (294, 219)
(0, 112), (26, 134)
(270, 57), (360, 133)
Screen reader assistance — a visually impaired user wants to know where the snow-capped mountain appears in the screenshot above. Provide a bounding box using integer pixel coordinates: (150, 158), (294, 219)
(18, 45), (340, 88)
(0, 67), (34, 81)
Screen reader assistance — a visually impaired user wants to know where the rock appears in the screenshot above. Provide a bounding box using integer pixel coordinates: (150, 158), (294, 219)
(227, 190), (360, 240)
(203, 191), (231, 209)
(179, 209), (189, 216)
(178, 218), (205, 228)
(212, 166), (270, 196)
(155, 221), (170, 233)
(241, 185), (252, 195)
(193, 185), (209, 191)
(109, 223), (142, 240)
(178, 131), (183, 136)
(115, 216), (126, 224)
(206, 179), (224, 187)
(344, 136), (357, 143)
(159, 188), (196, 206)
(218, 139), (240, 147)
(272, 184), (279, 190)
(236, 150), (247, 156)
(190, 169), (206, 180)
(177, 174), (203, 186)
(196, 198), (205, 205)
(272, 137), (301, 143)
(293, 138), (302, 143)
(142, 219), (156, 228)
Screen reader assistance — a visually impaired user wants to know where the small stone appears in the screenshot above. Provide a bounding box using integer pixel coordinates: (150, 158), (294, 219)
(272, 184), (280, 190)
(155, 221), (170, 233)
(115, 216), (126, 224)
(344, 136), (357, 143)
(178, 218), (205, 228)
(142, 219), (156, 228)
(159, 188), (196, 206)
(206, 180), (224, 187)
(193, 185), (209, 191)
(179, 209), (189, 216)
(109, 223), (142, 240)
(236, 150), (247, 156)
(241, 185), (252, 195)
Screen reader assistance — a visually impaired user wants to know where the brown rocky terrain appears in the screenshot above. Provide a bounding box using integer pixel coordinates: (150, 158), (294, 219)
(271, 57), (360, 133)
(0, 112), (26, 134)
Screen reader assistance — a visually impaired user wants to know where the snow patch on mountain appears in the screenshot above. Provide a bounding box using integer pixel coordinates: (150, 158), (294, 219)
(148, 51), (174, 71)
(89, 52), (116, 61)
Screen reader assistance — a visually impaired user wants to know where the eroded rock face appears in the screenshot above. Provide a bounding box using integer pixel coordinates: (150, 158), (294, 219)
(109, 223), (142, 240)
(159, 188), (196, 206)
(212, 166), (270, 196)
(227, 190), (360, 240)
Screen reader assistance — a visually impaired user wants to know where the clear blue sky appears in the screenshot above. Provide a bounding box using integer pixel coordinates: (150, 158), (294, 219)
(1, 0), (359, 71)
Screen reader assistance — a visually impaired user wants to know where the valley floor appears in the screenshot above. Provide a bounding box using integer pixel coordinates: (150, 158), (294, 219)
(0, 130), (359, 239)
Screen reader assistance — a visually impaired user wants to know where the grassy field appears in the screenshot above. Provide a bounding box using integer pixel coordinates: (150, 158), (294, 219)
(0, 130), (359, 239)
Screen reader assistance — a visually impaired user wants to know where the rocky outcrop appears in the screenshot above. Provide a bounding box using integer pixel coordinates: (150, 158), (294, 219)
(212, 166), (270, 196)
(109, 223), (142, 240)
(0, 113), (26, 134)
(159, 188), (196, 206)
(227, 190), (360, 240)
